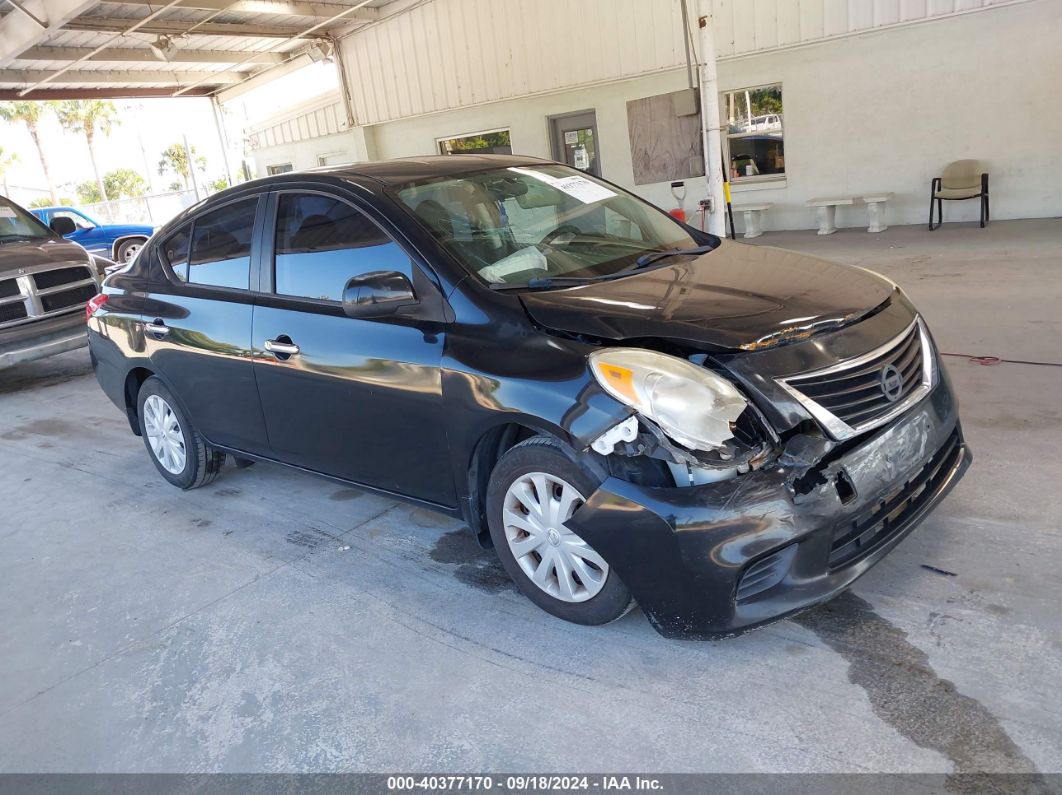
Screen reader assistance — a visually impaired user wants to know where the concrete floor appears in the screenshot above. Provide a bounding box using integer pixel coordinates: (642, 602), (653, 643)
(1, 219), (1060, 775)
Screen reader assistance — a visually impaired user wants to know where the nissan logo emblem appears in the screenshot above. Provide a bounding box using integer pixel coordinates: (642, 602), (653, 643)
(880, 364), (904, 402)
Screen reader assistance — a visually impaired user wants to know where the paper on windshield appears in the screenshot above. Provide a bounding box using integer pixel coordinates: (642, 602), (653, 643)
(0, 207), (16, 218)
(551, 175), (616, 204)
(508, 167), (617, 205)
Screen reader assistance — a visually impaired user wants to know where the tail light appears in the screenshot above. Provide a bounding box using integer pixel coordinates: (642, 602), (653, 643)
(86, 293), (108, 321)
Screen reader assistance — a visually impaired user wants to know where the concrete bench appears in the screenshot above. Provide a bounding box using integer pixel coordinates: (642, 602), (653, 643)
(734, 203), (771, 239)
(862, 193), (894, 233)
(806, 197), (853, 235)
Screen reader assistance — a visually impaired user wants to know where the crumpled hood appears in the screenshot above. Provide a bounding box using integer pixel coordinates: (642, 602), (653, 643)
(519, 240), (894, 351)
(0, 238), (92, 275)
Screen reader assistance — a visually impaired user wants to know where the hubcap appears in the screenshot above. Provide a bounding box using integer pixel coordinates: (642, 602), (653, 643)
(143, 394), (186, 474)
(122, 242), (142, 262)
(502, 472), (608, 603)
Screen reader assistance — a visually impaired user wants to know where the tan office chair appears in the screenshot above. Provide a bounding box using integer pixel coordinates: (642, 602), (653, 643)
(929, 160), (989, 230)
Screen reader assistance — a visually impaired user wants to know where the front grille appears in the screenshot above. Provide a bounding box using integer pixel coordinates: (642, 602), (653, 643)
(736, 544), (797, 602)
(829, 430), (963, 570)
(40, 282), (97, 313)
(0, 278), (19, 299)
(778, 318), (931, 439)
(33, 266), (93, 290)
(0, 302), (28, 323)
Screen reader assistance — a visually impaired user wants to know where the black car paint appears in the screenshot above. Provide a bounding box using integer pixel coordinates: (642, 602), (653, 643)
(518, 241), (894, 352)
(88, 155), (970, 639)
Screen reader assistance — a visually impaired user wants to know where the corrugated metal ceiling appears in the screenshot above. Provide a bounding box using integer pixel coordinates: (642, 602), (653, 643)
(0, 0), (382, 98)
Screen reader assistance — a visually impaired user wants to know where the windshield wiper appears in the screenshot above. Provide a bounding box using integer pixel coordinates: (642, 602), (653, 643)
(631, 244), (716, 270)
(487, 243), (718, 291)
(490, 273), (623, 291)
(0, 234), (41, 243)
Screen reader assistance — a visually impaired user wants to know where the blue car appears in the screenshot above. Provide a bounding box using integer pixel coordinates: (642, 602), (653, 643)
(31, 206), (154, 263)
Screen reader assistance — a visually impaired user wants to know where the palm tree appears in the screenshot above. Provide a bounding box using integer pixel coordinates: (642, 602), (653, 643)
(0, 101), (58, 204)
(54, 100), (118, 205)
(158, 142), (207, 191)
(0, 146), (18, 196)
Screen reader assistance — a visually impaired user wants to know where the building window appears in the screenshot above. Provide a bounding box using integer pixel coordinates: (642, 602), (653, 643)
(267, 163), (294, 175)
(723, 84), (785, 182)
(437, 129), (512, 156)
(317, 153), (351, 167)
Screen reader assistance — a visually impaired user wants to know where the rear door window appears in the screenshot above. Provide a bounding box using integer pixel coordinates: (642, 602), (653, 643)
(273, 192), (409, 302)
(188, 198), (257, 290)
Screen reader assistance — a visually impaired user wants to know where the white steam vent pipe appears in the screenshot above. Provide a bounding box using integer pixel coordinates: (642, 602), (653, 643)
(697, 0), (727, 237)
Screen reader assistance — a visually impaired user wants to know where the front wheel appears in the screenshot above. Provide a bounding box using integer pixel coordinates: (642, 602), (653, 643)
(486, 436), (634, 626)
(137, 377), (224, 489)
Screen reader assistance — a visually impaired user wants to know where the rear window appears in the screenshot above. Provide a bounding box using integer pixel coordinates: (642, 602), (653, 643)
(188, 199), (257, 290)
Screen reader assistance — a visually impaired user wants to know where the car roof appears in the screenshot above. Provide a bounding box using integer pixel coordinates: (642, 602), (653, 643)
(158, 154), (558, 232)
(308, 154), (552, 187)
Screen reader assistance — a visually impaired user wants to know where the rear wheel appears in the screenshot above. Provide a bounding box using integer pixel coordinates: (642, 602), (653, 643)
(486, 436), (634, 625)
(137, 377), (224, 489)
(116, 237), (145, 263)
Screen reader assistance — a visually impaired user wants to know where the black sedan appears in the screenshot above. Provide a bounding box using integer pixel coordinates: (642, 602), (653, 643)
(87, 155), (970, 639)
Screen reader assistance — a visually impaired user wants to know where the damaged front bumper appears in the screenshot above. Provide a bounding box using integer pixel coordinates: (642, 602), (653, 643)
(566, 374), (971, 640)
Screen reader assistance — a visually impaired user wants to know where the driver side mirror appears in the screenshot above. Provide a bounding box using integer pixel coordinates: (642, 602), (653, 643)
(342, 271), (417, 319)
(50, 217), (77, 236)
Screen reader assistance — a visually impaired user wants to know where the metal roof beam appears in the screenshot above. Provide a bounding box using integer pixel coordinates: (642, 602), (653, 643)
(173, 0), (370, 96)
(0, 85), (214, 98)
(108, 0), (380, 20)
(17, 45), (286, 63)
(0, 0), (97, 67)
(62, 17), (314, 38)
(214, 49), (309, 101)
(0, 67), (254, 84)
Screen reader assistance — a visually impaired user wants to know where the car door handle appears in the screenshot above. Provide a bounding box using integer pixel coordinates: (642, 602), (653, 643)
(144, 319), (169, 336)
(264, 338), (300, 356)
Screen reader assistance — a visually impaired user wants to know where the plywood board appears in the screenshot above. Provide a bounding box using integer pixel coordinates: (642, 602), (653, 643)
(626, 91), (705, 186)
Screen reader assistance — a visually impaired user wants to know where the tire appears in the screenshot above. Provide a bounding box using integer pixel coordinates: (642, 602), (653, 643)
(115, 238), (145, 263)
(137, 376), (224, 489)
(486, 436), (634, 626)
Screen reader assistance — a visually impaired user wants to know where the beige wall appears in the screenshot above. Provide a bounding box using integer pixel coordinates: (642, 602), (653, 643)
(715, 0), (1062, 230)
(253, 0), (1061, 232)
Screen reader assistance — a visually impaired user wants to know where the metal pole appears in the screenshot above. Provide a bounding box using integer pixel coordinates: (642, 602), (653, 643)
(183, 134), (201, 201)
(680, 0), (695, 91)
(697, 0), (726, 237)
(210, 96), (235, 187)
(330, 34), (358, 129)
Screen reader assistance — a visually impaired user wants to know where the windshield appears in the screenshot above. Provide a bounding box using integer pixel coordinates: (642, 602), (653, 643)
(395, 164), (701, 287)
(0, 196), (53, 244)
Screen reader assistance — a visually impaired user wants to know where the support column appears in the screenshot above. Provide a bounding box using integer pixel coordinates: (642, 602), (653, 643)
(816, 205), (837, 236)
(697, 0), (726, 237)
(740, 210), (758, 239)
(330, 34), (357, 130)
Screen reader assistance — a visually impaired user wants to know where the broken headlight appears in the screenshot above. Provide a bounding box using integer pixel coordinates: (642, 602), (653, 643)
(588, 348), (747, 452)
